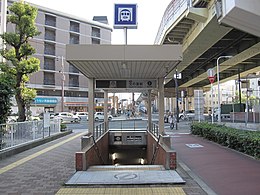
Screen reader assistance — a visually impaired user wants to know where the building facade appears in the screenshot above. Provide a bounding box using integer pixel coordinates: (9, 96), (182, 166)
(4, 1), (112, 115)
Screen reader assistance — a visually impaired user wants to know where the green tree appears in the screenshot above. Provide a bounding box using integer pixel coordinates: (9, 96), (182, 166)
(0, 73), (15, 124)
(0, 1), (40, 122)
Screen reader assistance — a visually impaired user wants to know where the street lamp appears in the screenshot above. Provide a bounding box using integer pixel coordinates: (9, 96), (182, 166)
(217, 55), (232, 123)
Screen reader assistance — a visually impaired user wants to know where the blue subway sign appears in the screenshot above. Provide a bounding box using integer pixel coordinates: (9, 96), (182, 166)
(114, 4), (137, 29)
(34, 97), (58, 105)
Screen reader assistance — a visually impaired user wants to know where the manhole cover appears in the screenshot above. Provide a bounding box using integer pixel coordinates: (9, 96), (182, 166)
(114, 173), (138, 180)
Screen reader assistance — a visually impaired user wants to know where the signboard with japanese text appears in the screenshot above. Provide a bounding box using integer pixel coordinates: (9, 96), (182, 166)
(34, 98), (58, 105)
(114, 4), (137, 29)
(96, 79), (156, 89)
(126, 80), (156, 88)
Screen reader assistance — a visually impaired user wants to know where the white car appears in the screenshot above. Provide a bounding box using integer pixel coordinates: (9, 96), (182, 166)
(54, 112), (80, 123)
(94, 112), (113, 121)
(179, 110), (195, 120)
(74, 112), (88, 121)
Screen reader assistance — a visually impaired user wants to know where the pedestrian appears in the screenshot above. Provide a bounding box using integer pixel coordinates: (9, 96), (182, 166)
(168, 113), (176, 130)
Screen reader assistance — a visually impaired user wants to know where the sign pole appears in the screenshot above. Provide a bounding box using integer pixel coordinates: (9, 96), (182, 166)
(124, 27), (128, 45)
(211, 83), (214, 123)
(207, 68), (216, 123)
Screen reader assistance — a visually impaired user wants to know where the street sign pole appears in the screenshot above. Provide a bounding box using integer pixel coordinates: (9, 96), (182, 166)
(207, 68), (216, 124)
(211, 83), (214, 123)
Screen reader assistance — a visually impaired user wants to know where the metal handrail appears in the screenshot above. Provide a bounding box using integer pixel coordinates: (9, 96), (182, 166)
(0, 120), (60, 151)
(151, 122), (159, 137)
(93, 122), (106, 140)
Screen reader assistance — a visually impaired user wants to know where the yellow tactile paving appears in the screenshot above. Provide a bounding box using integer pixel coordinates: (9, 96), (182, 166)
(56, 187), (186, 195)
(0, 132), (86, 175)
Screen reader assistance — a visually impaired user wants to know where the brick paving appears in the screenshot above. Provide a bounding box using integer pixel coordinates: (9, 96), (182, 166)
(0, 127), (208, 195)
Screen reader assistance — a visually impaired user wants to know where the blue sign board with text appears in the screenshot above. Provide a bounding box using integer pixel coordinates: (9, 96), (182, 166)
(34, 97), (58, 105)
(114, 4), (137, 29)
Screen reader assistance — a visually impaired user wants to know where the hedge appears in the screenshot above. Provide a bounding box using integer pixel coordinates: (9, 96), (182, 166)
(190, 122), (260, 159)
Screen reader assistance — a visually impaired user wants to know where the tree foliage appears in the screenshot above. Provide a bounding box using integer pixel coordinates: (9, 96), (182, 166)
(0, 1), (41, 122)
(233, 91), (260, 107)
(0, 73), (15, 124)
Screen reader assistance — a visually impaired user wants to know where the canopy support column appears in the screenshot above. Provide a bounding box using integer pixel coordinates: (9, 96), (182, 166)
(104, 90), (108, 131)
(88, 78), (95, 135)
(158, 78), (165, 135)
(147, 90), (152, 131)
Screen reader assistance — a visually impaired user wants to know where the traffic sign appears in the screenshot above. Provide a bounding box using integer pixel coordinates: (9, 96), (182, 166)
(208, 76), (215, 84)
(207, 68), (215, 77)
(114, 4), (137, 29)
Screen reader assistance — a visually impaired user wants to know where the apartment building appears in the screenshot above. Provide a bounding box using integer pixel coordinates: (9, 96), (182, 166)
(4, 1), (112, 115)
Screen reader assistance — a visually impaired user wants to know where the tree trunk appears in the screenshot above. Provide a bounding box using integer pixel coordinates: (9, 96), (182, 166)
(16, 93), (26, 122)
(16, 74), (26, 122)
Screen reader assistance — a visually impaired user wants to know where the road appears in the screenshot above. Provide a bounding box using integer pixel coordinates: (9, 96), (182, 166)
(66, 117), (148, 131)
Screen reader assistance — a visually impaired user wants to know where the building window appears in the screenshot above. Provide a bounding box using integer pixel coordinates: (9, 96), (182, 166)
(44, 42), (55, 56)
(70, 21), (80, 33)
(92, 27), (100, 38)
(69, 63), (79, 73)
(92, 38), (100, 44)
(65, 91), (87, 97)
(70, 33), (79, 44)
(37, 89), (61, 96)
(44, 72), (55, 85)
(45, 28), (56, 41)
(45, 14), (56, 27)
(69, 75), (79, 87)
(44, 57), (55, 70)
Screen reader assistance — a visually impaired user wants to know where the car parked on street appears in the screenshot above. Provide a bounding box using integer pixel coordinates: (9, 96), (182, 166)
(94, 112), (113, 121)
(74, 112), (88, 121)
(54, 112), (80, 123)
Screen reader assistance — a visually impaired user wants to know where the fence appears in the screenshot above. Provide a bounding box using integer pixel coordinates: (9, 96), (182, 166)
(0, 119), (61, 151)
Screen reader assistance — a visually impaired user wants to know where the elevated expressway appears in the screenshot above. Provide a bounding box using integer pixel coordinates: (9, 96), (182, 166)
(155, 0), (260, 96)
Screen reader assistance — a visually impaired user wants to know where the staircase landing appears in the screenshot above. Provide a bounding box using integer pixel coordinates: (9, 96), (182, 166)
(66, 165), (185, 185)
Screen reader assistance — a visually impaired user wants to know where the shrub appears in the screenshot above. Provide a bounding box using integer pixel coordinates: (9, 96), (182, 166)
(191, 122), (260, 159)
(60, 123), (67, 131)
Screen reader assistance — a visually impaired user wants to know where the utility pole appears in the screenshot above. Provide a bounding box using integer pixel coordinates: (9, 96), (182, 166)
(61, 56), (65, 112)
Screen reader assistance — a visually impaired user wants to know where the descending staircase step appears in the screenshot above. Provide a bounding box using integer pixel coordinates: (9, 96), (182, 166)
(87, 165), (165, 171)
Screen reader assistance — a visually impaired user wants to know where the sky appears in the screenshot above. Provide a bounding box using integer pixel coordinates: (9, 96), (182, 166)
(25, 0), (172, 44)
(24, 0), (172, 100)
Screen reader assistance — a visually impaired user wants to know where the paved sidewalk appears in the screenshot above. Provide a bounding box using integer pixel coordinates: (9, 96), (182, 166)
(2, 120), (258, 195)
(0, 131), (85, 195)
(165, 121), (260, 195)
(0, 126), (208, 195)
